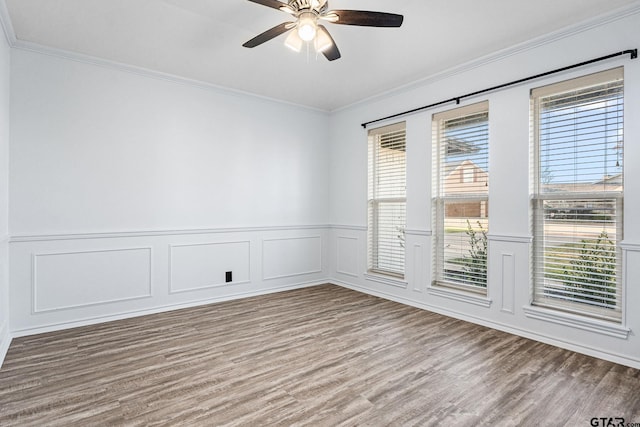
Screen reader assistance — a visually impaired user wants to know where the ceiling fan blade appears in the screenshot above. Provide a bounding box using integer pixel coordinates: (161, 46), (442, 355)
(242, 22), (294, 48)
(324, 10), (403, 27)
(317, 25), (341, 61)
(246, 0), (289, 12)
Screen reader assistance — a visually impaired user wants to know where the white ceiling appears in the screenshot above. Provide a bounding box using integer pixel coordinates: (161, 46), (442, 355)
(3, 0), (639, 111)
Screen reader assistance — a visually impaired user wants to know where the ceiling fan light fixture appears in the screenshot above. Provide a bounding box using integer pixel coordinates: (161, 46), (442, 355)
(297, 12), (317, 42)
(284, 30), (303, 52)
(314, 26), (332, 52)
(279, 5), (295, 14)
(243, 0), (404, 62)
(320, 12), (339, 23)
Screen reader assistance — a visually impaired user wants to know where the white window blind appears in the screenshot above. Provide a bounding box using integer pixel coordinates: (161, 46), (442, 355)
(531, 67), (623, 322)
(433, 102), (489, 293)
(368, 122), (406, 277)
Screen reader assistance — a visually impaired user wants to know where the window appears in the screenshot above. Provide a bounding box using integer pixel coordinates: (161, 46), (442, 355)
(368, 122), (406, 277)
(433, 102), (489, 293)
(462, 167), (474, 183)
(531, 67), (623, 322)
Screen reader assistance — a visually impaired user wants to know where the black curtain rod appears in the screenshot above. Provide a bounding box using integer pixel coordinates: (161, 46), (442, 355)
(361, 48), (638, 128)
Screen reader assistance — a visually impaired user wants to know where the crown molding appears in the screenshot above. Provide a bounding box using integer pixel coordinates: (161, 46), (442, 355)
(334, 1), (640, 113)
(0, 0), (16, 46)
(12, 39), (330, 114)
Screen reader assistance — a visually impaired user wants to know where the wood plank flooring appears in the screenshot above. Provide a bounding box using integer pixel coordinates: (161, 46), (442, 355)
(1, 284), (639, 426)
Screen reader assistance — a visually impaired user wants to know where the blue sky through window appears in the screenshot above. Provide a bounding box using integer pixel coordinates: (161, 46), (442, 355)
(443, 111), (489, 173)
(539, 86), (623, 186)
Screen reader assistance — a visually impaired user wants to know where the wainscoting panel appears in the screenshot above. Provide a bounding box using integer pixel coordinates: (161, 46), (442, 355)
(0, 320), (9, 368)
(33, 248), (152, 313)
(336, 236), (358, 278)
(413, 244), (423, 292)
(169, 241), (250, 293)
(500, 253), (515, 314)
(262, 236), (322, 280)
(10, 226), (330, 336)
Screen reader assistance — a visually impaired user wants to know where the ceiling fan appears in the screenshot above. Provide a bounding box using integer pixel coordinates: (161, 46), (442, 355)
(242, 0), (403, 61)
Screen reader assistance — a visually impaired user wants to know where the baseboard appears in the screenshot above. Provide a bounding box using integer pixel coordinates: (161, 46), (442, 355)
(11, 280), (327, 338)
(0, 321), (10, 369)
(329, 279), (640, 370)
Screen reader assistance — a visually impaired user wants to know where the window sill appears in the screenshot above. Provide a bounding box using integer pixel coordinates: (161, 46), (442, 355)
(523, 305), (630, 339)
(364, 272), (407, 289)
(427, 285), (492, 308)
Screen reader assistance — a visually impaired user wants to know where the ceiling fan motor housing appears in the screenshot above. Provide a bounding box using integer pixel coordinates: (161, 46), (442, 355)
(288, 0), (328, 14)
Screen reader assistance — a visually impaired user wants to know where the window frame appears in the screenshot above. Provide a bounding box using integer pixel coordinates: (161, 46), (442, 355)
(367, 122), (407, 278)
(530, 67), (624, 323)
(432, 101), (490, 294)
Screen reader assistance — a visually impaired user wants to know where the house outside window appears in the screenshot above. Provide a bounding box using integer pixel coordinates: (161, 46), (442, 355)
(367, 122), (406, 277)
(432, 101), (489, 293)
(531, 67), (624, 322)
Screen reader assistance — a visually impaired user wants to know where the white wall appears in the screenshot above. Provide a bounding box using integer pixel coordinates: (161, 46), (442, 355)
(329, 11), (640, 368)
(10, 51), (330, 235)
(8, 49), (331, 335)
(0, 14), (9, 364)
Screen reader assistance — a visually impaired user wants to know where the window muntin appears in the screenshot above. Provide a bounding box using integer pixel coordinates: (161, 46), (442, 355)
(531, 67), (623, 322)
(433, 102), (489, 293)
(368, 122), (406, 277)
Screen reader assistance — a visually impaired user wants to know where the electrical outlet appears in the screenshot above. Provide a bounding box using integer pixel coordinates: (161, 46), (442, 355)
(225, 271), (232, 283)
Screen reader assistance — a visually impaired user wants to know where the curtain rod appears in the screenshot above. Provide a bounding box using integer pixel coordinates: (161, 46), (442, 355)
(361, 48), (638, 128)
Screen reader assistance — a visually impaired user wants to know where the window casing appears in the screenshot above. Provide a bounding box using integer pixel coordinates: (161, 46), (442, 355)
(367, 122), (406, 277)
(531, 67), (624, 322)
(433, 102), (489, 293)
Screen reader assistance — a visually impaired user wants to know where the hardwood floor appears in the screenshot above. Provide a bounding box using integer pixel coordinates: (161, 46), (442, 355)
(1, 284), (639, 426)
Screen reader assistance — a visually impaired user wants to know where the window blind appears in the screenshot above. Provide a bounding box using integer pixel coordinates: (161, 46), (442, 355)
(531, 67), (623, 322)
(368, 122), (406, 277)
(433, 102), (489, 292)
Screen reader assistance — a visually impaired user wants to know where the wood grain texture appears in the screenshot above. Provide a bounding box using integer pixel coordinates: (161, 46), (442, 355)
(1, 284), (639, 426)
